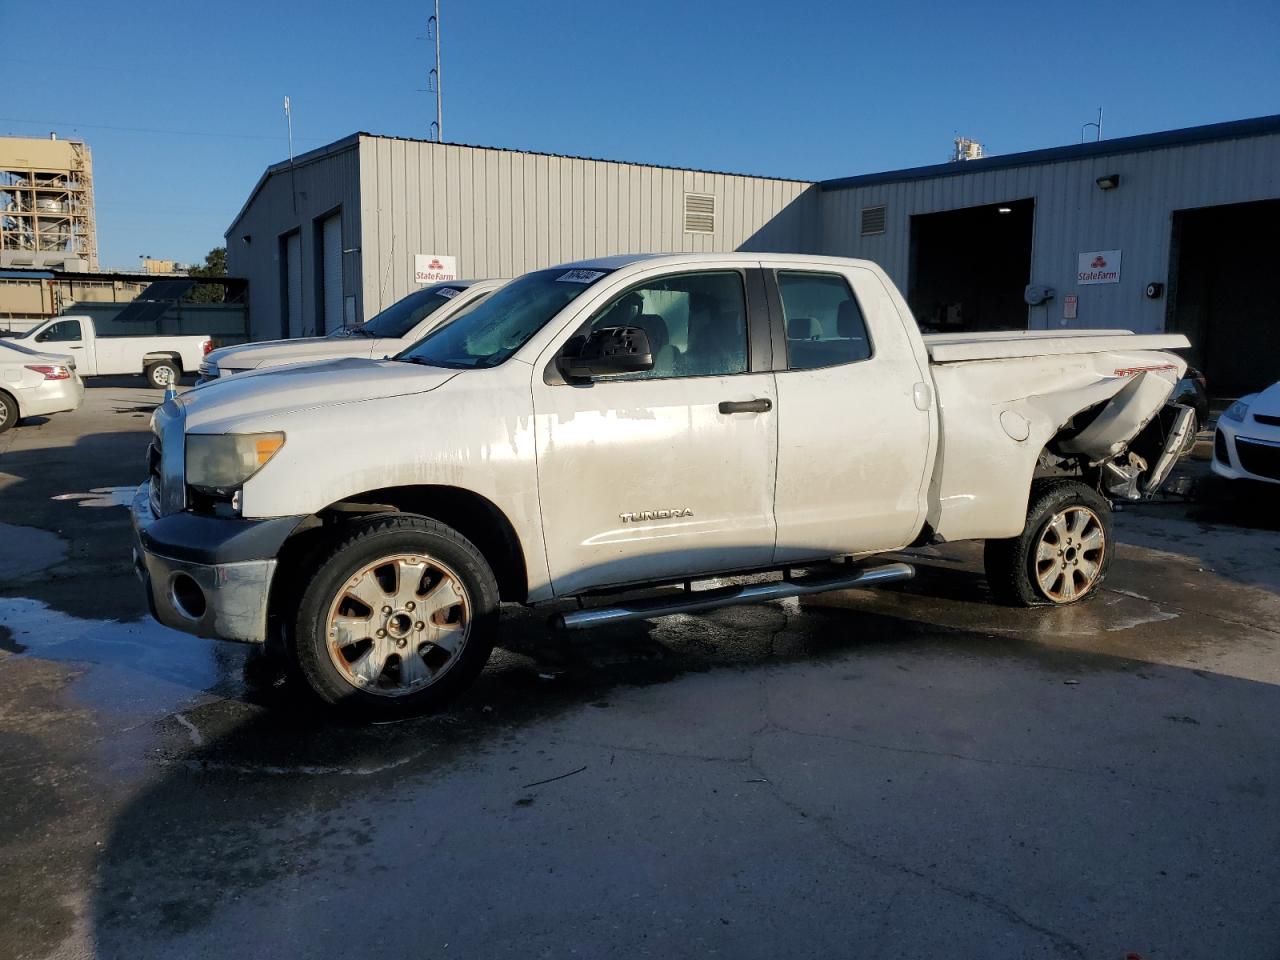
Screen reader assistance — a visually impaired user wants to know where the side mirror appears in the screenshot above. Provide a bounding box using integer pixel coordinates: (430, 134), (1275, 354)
(562, 325), (654, 380)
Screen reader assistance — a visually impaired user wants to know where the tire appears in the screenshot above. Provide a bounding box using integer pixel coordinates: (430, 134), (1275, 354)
(292, 514), (499, 717)
(146, 360), (179, 390)
(0, 391), (17, 434)
(984, 479), (1113, 607)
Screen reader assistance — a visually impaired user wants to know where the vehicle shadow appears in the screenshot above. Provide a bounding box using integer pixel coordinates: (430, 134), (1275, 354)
(85, 374), (197, 390)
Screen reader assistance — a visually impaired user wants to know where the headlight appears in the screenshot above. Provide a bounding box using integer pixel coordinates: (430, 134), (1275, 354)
(1222, 395), (1256, 422)
(186, 432), (285, 496)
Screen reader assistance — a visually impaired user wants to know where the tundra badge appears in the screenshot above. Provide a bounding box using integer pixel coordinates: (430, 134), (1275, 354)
(620, 508), (693, 523)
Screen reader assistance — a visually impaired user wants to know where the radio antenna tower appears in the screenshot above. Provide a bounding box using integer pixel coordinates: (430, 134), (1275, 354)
(427, 1), (443, 141)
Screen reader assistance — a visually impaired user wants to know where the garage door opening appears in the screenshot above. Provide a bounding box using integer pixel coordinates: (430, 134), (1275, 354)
(908, 198), (1034, 332)
(1169, 198), (1280, 395)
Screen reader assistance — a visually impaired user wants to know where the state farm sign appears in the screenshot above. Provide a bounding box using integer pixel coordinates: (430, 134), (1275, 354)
(1077, 249), (1121, 285)
(414, 254), (459, 284)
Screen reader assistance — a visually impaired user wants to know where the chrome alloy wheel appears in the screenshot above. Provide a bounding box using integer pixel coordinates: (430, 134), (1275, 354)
(325, 553), (471, 696)
(1034, 505), (1106, 603)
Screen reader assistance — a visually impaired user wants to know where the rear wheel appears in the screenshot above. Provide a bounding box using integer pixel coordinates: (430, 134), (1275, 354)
(0, 391), (17, 433)
(293, 514), (499, 717)
(984, 480), (1113, 607)
(146, 360), (179, 390)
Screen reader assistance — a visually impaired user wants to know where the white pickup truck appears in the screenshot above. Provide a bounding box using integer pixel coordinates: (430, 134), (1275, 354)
(130, 253), (1193, 716)
(197, 279), (504, 382)
(16, 314), (211, 389)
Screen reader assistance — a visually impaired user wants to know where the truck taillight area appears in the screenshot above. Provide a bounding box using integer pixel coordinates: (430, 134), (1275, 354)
(25, 364), (71, 381)
(202, 339), (214, 355)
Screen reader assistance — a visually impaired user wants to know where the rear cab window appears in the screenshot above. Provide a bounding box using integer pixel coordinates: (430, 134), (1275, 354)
(776, 271), (872, 371)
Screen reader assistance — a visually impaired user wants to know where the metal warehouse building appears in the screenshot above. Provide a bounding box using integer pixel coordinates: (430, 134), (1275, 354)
(226, 135), (816, 341)
(228, 114), (1280, 392)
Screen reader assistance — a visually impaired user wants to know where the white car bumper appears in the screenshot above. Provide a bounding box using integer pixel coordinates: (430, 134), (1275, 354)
(1212, 415), (1280, 485)
(19, 372), (84, 418)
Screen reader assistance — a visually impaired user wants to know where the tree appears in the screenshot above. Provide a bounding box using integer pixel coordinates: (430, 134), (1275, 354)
(187, 246), (227, 302)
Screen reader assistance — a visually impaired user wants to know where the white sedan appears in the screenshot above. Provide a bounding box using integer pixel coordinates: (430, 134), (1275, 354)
(0, 339), (84, 433)
(1212, 381), (1280, 485)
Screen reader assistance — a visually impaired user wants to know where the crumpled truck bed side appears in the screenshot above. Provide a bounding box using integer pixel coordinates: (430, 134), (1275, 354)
(926, 342), (1187, 541)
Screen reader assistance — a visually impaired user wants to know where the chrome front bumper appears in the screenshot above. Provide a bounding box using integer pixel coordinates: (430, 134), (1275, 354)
(130, 482), (276, 644)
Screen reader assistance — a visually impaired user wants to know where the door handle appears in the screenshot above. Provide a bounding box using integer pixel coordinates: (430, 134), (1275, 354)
(69, 345), (84, 349)
(718, 398), (772, 414)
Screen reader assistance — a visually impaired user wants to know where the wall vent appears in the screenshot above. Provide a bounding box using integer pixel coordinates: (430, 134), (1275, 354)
(860, 204), (887, 236)
(683, 193), (716, 234)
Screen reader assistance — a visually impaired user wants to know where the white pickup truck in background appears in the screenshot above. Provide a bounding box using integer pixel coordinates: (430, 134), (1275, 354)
(16, 314), (211, 389)
(198, 279), (504, 382)
(131, 253), (1193, 717)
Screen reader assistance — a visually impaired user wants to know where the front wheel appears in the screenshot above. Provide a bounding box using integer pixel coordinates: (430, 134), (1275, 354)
(146, 360), (179, 390)
(293, 514), (499, 717)
(984, 480), (1113, 607)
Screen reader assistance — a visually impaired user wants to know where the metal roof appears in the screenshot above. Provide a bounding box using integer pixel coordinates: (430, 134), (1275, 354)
(819, 113), (1280, 191)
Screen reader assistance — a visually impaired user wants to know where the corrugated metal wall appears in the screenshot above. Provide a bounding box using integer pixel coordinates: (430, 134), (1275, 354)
(820, 132), (1280, 333)
(226, 141), (363, 340)
(356, 136), (818, 315)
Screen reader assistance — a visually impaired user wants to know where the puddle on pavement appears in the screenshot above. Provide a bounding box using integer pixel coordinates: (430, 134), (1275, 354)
(50, 486), (135, 508)
(0, 596), (231, 716)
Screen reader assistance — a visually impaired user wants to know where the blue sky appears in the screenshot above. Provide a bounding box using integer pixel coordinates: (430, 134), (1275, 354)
(6, 0), (1277, 269)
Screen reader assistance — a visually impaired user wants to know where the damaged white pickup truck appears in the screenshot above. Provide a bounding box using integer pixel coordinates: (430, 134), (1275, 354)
(131, 254), (1193, 715)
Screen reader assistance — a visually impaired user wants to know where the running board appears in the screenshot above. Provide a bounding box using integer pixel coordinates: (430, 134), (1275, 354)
(552, 561), (915, 631)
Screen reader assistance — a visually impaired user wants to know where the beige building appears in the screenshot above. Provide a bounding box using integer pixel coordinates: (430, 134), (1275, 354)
(0, 271), (147, 332)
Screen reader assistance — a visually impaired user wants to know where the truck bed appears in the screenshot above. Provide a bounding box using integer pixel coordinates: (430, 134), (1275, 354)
(923, 330), (1190, 363)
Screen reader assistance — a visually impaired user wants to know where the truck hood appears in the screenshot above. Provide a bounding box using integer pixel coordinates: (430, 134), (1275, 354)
(209, 335), (385, 371)
(180, 357), (458, 432)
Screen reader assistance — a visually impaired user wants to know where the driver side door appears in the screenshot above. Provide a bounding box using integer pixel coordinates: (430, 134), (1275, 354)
(531, 265), (778, 596)
(36, 318), (96, 375)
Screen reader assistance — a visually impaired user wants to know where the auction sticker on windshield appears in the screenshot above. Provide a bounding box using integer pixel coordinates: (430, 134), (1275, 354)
(557, 269), (607, 283)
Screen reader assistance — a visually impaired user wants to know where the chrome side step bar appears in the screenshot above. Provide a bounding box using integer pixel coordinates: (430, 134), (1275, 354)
(553, 561), (915, 631)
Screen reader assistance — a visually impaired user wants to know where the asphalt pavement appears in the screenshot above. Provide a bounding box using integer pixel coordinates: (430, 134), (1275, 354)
(2, 378), (1280, 960)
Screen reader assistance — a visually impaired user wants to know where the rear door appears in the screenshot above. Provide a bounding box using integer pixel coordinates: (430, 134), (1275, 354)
(762, 263), (935, 561)
(532, 265), (778, 595)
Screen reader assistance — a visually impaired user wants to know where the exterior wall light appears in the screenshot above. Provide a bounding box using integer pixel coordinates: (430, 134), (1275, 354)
(1095, 174), (1120, 190)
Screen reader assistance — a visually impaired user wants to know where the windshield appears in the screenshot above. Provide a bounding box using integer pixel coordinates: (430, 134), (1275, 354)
(341, 284), (470, 339)
(396, 267), (612, 369)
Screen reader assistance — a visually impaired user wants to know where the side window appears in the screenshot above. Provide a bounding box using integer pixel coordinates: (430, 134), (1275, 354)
(36, 319), (82, 343)
(587, 271), (748, 379)
(777, 271), (872, 370)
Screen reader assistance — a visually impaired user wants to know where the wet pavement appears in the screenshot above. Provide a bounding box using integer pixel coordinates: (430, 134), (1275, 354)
(2, 380), (1280, 959)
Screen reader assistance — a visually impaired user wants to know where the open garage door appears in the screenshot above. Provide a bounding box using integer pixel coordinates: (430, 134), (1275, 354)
(908, 199), (1034, 332)
(1170, 199), (1280, 395)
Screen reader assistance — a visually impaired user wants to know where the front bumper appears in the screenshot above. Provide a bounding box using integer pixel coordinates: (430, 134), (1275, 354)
(130, 482), (302, 644)
(1212, 417), (1280, 485)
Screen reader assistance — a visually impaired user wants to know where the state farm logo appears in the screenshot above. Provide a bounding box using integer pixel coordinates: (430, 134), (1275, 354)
(1091, 255), (1107, 268)
(428, 258), (444, 270)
